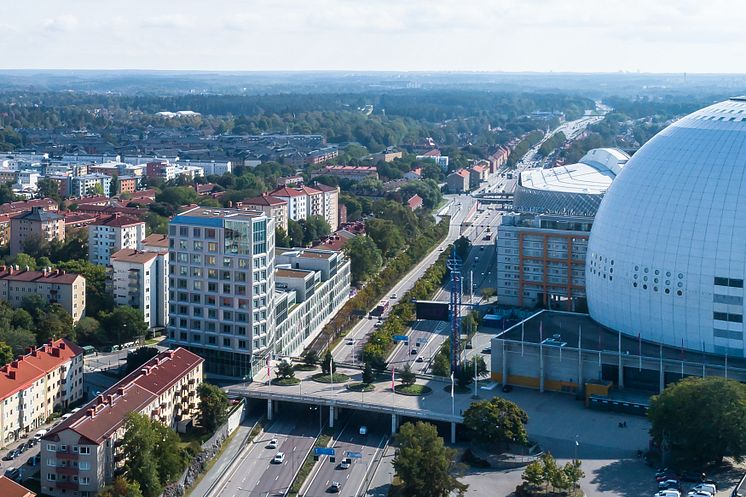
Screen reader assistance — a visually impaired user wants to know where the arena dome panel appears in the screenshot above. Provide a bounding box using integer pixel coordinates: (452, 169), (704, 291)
(586, 98), (746, 357)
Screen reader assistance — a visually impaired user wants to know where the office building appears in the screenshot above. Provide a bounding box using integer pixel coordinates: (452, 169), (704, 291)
(0, 267), (86, 323)
(167, 208), (274, 378)
(88, 214), (146, 266)
(41, 348), (203, 497)
(10, 207), (65, 255)
(0, 339), (84, 448)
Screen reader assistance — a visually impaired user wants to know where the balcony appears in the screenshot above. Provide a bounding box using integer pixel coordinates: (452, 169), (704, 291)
(56, 451), (79, 460)
(56, 466), (79, 476)
(54, 481), (79, 490)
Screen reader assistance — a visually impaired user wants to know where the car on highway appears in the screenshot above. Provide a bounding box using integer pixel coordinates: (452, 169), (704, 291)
(410, 349), (418, 355)
(481, 347), (491, 354)
(266, 438), (278, 449)
(272, 452), (285, 464)
(416, 357), (424, 363)
(339, 457), (352, 469)
(654, 491), (680, 497)
(329, 481), (342, 492)
(359, 426), (367, 435)
(390, 293), (397, 299)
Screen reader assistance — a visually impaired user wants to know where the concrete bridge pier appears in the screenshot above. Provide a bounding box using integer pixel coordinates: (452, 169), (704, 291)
(391, 414), (398, 435)
(267, 398), (273, 421)
(329, 405), (335, 428)
(451, 422), (456, 444)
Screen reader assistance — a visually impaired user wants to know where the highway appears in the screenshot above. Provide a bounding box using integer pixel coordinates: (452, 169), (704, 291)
(210, 410), (317, 497)
(332, 194), (477, 364)
(301, 418), (388, 497)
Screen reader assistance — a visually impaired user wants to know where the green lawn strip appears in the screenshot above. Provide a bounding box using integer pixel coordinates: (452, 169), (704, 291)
(271, 377), (301, 386)
(346, 382), (375, 392)
(287, 431), (333, 497)
(311, 373), (350, 383)
(394, 384), (433, 396)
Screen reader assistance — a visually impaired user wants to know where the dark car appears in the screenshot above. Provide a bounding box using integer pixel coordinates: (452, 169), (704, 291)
(502, 384), (513, 393)
(658, 480), (680, 491)
(481, 347), (491, 354)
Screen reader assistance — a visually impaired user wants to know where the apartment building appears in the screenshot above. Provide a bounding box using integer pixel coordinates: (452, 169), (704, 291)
(274, 248), (351, 356)
(269, 186), (307, 222)
(70, 174), (112, 198)
(116, 176), (138, 195)
(109, 249), (169, 329)
(320, 165), (378, 181)
(88, 214), (146, 266)
(314, 183), (339, 232)
(10, 207), (65, 255)
(238, 194), (289, 232)
(0, 267), (86, 322)
(446, 169), (470, 194)
(0, 339), (84, 448)
(496, 213), (591, 311)
(41, 348), (203, 497)
(167, 208), (274, 378)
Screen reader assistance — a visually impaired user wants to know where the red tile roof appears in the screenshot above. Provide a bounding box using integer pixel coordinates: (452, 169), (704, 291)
(0, 339), (83, 402)
(111, 249), (158, 264)
(270, 186), (305, 197)
(0, 476), (35, 497)
(46, 348), (203, 445)
(91, 213), (144, 228)
(298, 185), (321, 195)
(142, 233), (169, 248)
(0, 198), (57, 216)
(241, 194), (287, 207)
(0, 267), (83, 285)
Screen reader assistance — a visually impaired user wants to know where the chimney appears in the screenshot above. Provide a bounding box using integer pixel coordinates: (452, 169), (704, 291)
(87, 408), (95, 418)
(8, 371), (15, 379)
(117, 387), (125, 396)
(59, 342), (66, 349)
(10, 360), (18, 368)
(52, 348), (60, 357)
(96, 394), (104, 405)
(106, 394), (114, 404)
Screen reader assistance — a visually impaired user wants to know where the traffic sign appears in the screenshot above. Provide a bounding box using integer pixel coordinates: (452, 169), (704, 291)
(346, 451), (363, 459)
(393, 335), (408, 342)
(314, 447), (336, 456)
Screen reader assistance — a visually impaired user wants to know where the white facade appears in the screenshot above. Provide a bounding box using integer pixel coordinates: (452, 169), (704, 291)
(88, 217), (146, 266)
(71, 174), (112, 197)
(109, 250), (169, 328)
(587, 98), (746, 357)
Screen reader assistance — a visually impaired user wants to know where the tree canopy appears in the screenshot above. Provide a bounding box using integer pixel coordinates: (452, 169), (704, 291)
(462, 398), (529, 449)
(197, 383), (229, 432)
(393, 421), (468, 497)
(343, 236), (383, 283)
(649, 376), (746, 465)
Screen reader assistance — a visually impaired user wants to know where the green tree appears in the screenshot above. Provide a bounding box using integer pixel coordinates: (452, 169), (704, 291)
(12, 253), (37, 271)
(400, 363), (416, 386)
(287, 219), (305, 247)
(99, 477), (144, 497)
(454, 236), (470, 260)
(300, 215), (331, 245)
(362, 362), (375, 385)
(562, 459), (584, 491)
(343, 235), (383, 283)
(432, 352), (451, 377)
(125, 347), (160, 375)
(56, 259), (113, 316)
(393, 421), (468, 497)
(303, 350), (319, 366)
(275, 226), (290, 247)
(99, 306), (148, 347)
(74, 317), (103, 345)
(0, 327), (36, 355)
(37, 178), (62, 201)
(121, 414), (164, 497)
(462, 398), (529, 450)
(522, 459), (545, 490)
(197, 383), (229, 432)
(366, 219), (405, 258)
(155, 186), (199, 208)
(321, 350), (337, 375)
(276, 361), (295, 379)
(0, 341), (13, 365)
(649, 376), (746, 465)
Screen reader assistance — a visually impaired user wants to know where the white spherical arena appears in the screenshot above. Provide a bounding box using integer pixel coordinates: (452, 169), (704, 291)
(587, 98), (746, 357)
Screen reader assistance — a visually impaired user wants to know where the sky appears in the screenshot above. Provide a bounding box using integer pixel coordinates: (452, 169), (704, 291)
(2, 0), (745, 73)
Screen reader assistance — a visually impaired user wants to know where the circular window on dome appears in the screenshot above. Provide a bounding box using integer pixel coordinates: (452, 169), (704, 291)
(610, 268), (613, 273)
(655, 270), (660, 275)
(643, 276), (648, 282)
(677, 290), (683, 296)
(635, 265), (639, 271)
(610, 276), (613, 281)
(633, 282), (638, 288)
(678, 273), (684, 279)
(665, 288), (670, 294)
(654, 278), (659, 284)
(665, 280), (670, 285)
(654, 286), (658, 292)
(644, 268), (649, 273)
(666, 272), (671, 277)
(634, 274), (638, 279)
(643, 284), (648, 290)
(677, 282), (683, 288)
(611, 260), (614, 266)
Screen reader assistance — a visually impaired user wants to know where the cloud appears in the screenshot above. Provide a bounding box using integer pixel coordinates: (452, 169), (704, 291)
(42, 15), (78, 32)
(142, 14), (194, 29)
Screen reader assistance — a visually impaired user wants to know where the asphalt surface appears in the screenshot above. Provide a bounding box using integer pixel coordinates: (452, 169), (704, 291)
(211, 415), (317, 497)
(302, 418), (388, 497)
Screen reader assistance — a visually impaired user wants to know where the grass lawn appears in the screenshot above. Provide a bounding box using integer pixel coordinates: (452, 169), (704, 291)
(293, 364), (317, 372)
(346, 382), (375, 392)
(394, 384), (433, 396)
(311, 372), (350, 383)
(271, 377), (301, 386)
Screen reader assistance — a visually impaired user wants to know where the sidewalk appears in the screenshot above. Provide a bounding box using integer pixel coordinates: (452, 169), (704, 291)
(366, 444), (396, 497)
(187, 417), (258, 497)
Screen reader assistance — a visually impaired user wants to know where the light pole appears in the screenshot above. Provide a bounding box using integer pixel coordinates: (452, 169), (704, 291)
(574, 435), (579, 461)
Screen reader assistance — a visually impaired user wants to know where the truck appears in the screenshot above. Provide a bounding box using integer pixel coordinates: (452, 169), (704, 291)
(370, 301), (390, 317)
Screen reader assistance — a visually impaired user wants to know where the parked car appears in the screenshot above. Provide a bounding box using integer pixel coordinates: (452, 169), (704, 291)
(4, 467), (20, 481)
(415, 357), (424, 363)
(481, 347), (491, 354)
(691, 483), (717, 495)
(655, 491), (680, 497)
(272, 452), (285, 464)
(658, 480), (681, 491)
(33, 429), (48, 440)
(2, 449), (18, 461)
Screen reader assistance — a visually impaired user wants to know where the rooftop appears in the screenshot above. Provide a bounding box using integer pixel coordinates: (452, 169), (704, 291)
(242, 194), (288, 207)
(519, 148), (629, 195)
(0, 267), (82, 285)
(91, 213), (144, 228)
(0, 339), (83, 403)
(270, 186), (305, 197)
(0, 476), (35, 497)
(276, 268), (313, 279)
(110, 249), (158, 264)
(46, 348), (203, 445)
(142, 233), (169, 248)
(13, 207), (63, 223)
(172, 207), (266, 225)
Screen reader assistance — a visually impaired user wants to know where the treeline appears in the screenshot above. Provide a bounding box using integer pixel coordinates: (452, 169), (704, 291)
(308, 218), (449, 354)
(538, 131), (567, 157)
(507, 130), (544, 167)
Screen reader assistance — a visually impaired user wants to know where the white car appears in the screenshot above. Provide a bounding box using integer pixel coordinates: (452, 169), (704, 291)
(339, 457), (352, 470)
(272, 452), (285, 464)
(266, 438), (278, 449)
(655, 491), (680, 497)
(691, 483), (716, 496)
(359, 426), (367, 435)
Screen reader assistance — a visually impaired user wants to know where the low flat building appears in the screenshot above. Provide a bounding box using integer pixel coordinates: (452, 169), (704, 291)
(0, 267), (86, 323)
(320, 165), (378, 181)
(41, 348), (203, 497)
(0, 339), (84, 447)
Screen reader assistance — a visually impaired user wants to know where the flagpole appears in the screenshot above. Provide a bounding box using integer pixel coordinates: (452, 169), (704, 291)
(521, 321), (525, 357)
